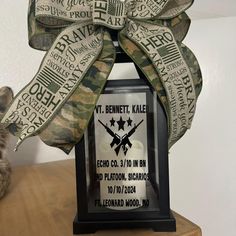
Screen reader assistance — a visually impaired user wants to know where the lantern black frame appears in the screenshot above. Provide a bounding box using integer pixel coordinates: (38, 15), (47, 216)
(73, 46), (176, 234)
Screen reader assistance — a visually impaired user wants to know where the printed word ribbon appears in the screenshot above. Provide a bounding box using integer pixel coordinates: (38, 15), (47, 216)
(1, 0), (202, 153)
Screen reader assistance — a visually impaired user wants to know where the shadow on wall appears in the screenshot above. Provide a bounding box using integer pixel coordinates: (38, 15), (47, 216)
(7, 136), (40, 166)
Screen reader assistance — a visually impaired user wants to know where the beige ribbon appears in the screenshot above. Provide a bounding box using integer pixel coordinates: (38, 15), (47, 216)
(1, 0), (199, 151)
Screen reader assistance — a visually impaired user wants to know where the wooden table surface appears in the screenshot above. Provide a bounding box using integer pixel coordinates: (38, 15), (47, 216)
(0, 160), (201, 236)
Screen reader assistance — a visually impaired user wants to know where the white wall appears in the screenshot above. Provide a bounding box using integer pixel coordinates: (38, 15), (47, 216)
(0, 1), (236, 235)
(170, 17), (236, 236)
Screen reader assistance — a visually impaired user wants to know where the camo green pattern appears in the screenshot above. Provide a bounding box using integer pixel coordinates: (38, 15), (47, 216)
(0, 87), (14, 119)
(39, 31), (116, 153)
(118, 32), (169, 124)
(162, 13), (191, 42)
(118, 28), (202, 147)
(28, 0), (64, 51)
(139, 13), (191, 43)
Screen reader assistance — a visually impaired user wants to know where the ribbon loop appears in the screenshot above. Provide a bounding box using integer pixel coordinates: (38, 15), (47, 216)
(125, 19), (196, 145)
(39, 30), (116, 153)
(2, 21), (103, 149)
(119, 24), (202, 148)
(35, 0), (92, 24)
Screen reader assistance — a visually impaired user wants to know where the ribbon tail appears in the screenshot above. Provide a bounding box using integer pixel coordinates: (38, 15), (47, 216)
(118, 30), (170, 133)
(1, 21), (104, 150)
(120, 19), (201, 148)
(180, 44), (202, 99)
(39, 30), (116, 154)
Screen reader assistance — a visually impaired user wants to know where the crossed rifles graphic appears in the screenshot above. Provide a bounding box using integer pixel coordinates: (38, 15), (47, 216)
(98, 119), (144, 156)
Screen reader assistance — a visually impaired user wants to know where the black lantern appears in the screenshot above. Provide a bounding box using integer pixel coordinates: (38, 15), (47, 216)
(73, 32), (176, 234)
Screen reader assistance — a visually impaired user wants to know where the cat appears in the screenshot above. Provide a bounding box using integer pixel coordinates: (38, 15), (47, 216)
(0, 86), (13, 199)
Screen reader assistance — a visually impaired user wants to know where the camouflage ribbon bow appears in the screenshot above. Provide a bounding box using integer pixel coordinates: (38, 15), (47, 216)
(1, 0), (202, 153)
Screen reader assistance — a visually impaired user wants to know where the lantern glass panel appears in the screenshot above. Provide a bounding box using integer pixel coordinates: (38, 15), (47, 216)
(82, 79), (162, 214)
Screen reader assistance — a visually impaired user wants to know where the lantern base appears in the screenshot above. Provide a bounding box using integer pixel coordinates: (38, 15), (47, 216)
(73, 211), (176, 234)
